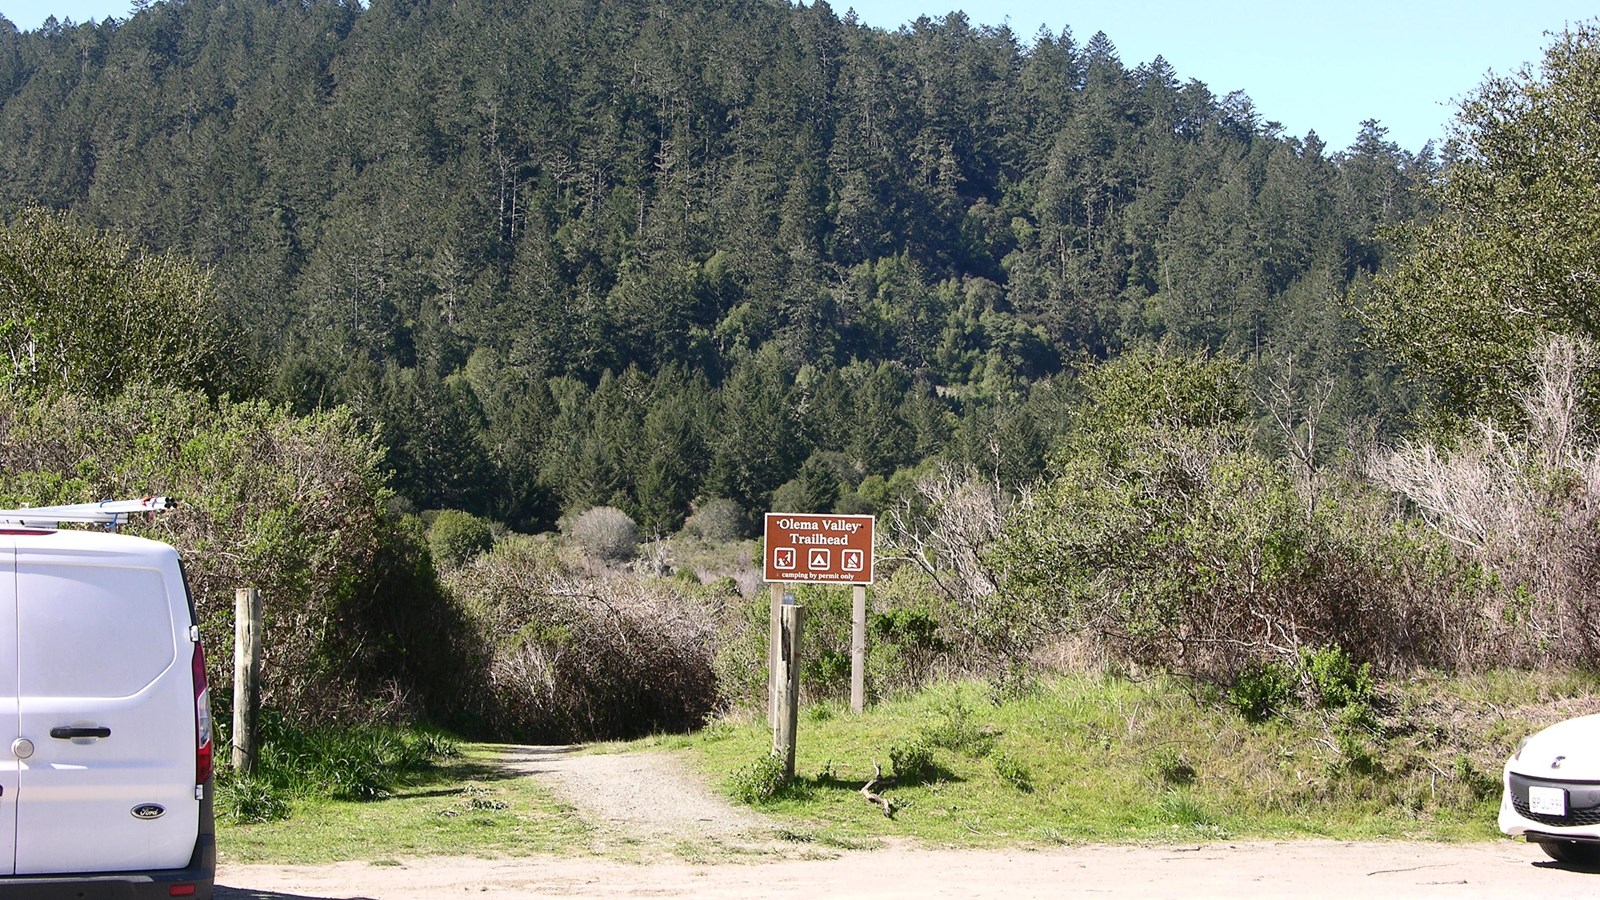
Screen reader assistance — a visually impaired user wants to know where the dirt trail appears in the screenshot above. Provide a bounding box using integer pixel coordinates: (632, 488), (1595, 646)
(214, 744), (1600, 899)
(496, 744), (773, 854)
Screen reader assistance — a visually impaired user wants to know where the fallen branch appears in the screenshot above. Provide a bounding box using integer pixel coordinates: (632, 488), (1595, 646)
(861, 760), (898, 818)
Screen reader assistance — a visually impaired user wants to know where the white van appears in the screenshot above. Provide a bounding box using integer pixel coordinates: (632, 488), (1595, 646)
(0, 500), (214, 899)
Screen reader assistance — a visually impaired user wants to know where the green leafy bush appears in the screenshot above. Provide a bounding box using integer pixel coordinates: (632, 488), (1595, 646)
(1301, 644), (1375, 710)
(1453, 753), (1498, 801)
(1148, 746), (1197, 786)
(920, 692), (995, 757)
(1331, 730), (1381, 777)
(427, 509), (494, 569)
(866, 570), (955, 694)
(728, 752), (787, 804)
(0, 206), (225, 397)
(1228, 661), (1298, 723)
(0, 384), (476, 728)
(996, 348), (1480, 682)
(888, 740), (933, 782)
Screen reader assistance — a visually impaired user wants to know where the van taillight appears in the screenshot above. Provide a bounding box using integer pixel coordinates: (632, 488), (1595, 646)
(192, 642), (213, 786)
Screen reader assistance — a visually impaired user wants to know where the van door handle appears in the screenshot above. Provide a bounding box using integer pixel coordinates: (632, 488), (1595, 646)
(50, 726), (111, 740)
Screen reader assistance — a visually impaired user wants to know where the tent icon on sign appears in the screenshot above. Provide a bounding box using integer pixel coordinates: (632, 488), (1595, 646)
(808, 549), (831, 570)
(774, 548), (796, 570)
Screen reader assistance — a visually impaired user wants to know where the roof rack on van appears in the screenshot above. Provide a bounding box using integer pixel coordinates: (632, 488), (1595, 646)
(0, 496), (176, 531)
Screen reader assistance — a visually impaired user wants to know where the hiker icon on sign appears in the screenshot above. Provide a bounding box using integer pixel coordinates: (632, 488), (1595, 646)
(808, 548), (830, 570)
(774, 548), (797, 570)
(842, 549), (864, 572)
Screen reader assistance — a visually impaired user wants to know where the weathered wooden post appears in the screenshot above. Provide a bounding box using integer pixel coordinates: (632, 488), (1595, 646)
(768, 582), (783, 730)
(774, 602), (805, 778)
(851, 584), (867, 714)
(232, 587), (262, 775)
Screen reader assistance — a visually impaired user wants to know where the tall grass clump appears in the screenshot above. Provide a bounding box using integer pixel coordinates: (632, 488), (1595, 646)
(215, 713), (458, 822)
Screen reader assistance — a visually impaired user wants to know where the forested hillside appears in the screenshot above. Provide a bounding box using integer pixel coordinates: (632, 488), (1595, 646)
(0, 0), (1433, 531)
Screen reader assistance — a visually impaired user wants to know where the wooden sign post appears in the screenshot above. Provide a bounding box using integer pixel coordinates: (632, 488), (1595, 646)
(851, 583), (867, 714)
(774, 603), (804, 778)
(763, 514), (876, 776)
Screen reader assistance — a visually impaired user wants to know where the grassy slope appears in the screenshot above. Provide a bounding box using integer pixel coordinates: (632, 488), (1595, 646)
(630, 670), (1600, 849)
(217, 669), (1600, 864)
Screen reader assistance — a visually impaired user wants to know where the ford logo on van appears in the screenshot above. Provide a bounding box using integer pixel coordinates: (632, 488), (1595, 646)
(131, 804), (165, 820)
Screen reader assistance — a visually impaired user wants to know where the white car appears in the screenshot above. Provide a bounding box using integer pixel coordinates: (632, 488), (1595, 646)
(0, 499), (215, 898)
(1501, 713), (1600, 866)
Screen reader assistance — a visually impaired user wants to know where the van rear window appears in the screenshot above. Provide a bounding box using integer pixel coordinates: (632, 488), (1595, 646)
(18, 565), (177, 698)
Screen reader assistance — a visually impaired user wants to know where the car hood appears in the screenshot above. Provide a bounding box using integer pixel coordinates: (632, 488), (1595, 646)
(1509, 713), (1600, 781)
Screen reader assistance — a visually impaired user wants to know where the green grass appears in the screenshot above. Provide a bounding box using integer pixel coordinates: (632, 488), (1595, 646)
(625, 670), (1600, 849)
(217, 668), (1600, 864)
(218, 744), (594, 864)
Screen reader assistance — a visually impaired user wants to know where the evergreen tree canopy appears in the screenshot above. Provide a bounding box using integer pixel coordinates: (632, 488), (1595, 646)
(0, 0), (1442, 523)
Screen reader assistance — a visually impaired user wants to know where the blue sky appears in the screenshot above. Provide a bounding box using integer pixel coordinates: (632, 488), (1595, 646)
(2, 0), (1593, 153)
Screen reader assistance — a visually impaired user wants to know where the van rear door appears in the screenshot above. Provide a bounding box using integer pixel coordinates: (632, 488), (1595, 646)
(0, 535), (17, 876)
(13, 536), (200, 875)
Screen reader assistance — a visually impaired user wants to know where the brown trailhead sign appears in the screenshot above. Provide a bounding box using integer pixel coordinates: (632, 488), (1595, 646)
(764, 513), (875, 584)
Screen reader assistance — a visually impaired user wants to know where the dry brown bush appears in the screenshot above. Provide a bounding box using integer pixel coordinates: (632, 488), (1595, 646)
(1372, 334), (1600, 667)
(883, 463), (1016, 658)
(447, 536), (724, 740)
(564, 505), (641, 563)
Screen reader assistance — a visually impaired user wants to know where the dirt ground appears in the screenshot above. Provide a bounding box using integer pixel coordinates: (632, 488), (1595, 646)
(214, 745), (1600, 899)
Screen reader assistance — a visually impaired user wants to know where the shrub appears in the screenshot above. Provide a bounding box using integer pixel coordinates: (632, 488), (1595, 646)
(888, 740), (934, 782)
(1372, 335), (1600, 669)
(1228, 660), (1298, 723)
(0, 206), (224, 397)
(987, 662), (1037, 706)
(446, 536), (720, 740)
(566, 506), (640, 562)
(683, 498), (748, 542)
(867, 568), (956, 693)
(728, 752), (787, 804)
(881, 464), (1012, 659)
(920, 692), (995, 757)
(1453, 753), (1499, 801)
(427, 509), (494, 569)
(1301, 644), (1374, 710)
(1331, 730), (1381, 777)
(991, 348), (1494, 683)
(0, 384), (474, 728)
(1148, 746), (1197, 787)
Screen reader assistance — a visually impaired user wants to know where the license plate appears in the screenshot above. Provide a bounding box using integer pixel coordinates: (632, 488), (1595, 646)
(1530, 785), (1568, 816)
